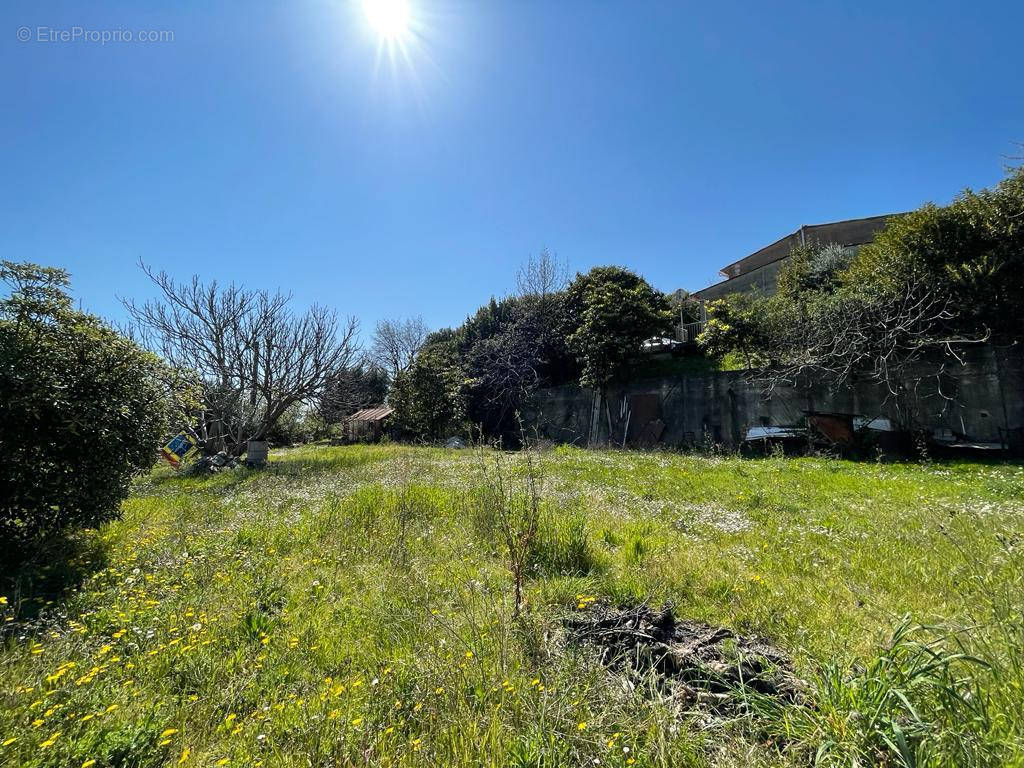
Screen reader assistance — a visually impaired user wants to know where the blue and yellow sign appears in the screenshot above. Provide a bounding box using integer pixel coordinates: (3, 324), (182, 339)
(160, 432), (197, 468)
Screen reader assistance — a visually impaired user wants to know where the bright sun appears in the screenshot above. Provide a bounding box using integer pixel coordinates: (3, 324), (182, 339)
(362, 0), (411, 40)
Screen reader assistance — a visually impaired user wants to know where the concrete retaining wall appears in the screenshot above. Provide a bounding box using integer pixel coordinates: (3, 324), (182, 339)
(524, 346), (1023, 450)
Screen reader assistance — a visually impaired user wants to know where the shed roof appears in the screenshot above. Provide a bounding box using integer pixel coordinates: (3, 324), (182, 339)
(348, 406), (394, 422)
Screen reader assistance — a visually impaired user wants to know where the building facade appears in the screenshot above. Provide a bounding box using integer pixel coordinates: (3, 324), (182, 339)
(693, 213), (900, 302)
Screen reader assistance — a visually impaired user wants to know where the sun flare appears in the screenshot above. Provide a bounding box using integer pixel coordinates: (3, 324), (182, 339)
(362, 0), (411, 40)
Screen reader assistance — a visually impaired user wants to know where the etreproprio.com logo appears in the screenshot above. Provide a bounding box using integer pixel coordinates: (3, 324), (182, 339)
(17, 26), (175, 44)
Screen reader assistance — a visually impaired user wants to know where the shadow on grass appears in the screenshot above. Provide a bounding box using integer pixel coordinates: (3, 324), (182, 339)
(143, 463), (259, 493)
(136, 445), (397, 499)
(262, 446), (396, 475)
(1, 530), (109, 636)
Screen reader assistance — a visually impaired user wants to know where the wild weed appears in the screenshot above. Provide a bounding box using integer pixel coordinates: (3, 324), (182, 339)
(476, 440), (542, 616)
(750, 617), (1011, 766)
(529, 509), (595, 575)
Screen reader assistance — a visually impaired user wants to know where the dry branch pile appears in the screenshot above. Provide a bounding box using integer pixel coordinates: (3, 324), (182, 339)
(566, 605), (804, 709)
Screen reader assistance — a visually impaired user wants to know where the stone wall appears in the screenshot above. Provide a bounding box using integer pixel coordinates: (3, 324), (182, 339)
(524, 346), (1023, 451)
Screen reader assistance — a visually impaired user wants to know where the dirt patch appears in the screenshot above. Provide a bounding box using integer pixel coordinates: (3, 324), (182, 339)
(565, 605), (804, 709)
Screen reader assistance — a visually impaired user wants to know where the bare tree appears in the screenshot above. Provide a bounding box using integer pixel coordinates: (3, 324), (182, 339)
(125, 263), (359, 455)
(371, 316), (428, 381)
(516, 248), (568, 298)
(761, 283), (983, 394)
(752, 278), (988, 433)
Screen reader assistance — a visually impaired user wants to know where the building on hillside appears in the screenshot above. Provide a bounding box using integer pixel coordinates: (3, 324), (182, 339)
(345, 405), (394, 443)
(693, 213), (902, 303)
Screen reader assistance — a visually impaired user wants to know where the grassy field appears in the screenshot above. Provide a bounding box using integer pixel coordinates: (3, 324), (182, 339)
(2, 445), (1023, 767)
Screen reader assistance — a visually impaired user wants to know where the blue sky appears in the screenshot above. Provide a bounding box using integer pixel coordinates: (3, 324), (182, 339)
(3, 0), (1022, 339)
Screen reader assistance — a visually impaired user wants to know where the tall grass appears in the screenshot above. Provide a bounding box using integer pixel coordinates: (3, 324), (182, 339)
(529, 510), (596, 576)
(747, 531), (1024, 767)
(751, 620), (994, 766)
(0, 444), (1021, 767)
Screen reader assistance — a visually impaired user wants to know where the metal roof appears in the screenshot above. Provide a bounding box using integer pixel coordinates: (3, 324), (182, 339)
(347, 406), (394, 422)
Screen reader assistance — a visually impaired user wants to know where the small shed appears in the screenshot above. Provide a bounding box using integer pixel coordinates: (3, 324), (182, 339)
(346, 405), (394, 443)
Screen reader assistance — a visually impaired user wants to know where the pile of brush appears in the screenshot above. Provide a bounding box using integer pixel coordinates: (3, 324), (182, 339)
(565, 604), (804, 709)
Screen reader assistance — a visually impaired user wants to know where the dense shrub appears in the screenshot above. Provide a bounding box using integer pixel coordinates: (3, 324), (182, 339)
(847, 166), (1024, 341)
(699, 166), (1024, 395)
(0, 261), (176, 557)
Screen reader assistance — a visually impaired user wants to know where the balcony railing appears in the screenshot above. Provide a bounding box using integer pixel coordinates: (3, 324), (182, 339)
(679, 320), (705, 343)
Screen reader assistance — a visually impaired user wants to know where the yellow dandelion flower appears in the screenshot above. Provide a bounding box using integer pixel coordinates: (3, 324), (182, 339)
(216, 759), (229, 766)
(178, 747), (191, 763)
(39, 731), (61, 749)
(82, 760), (97, 768)
(577, 722), (587, 730)
(351, 717), (363, 727)
(2, 737), (17, 746)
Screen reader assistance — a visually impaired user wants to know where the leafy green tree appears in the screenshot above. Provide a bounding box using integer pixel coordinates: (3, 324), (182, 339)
(698, 291), (779, 369)
(666, 288), (704, 325)
(1, 262), (180, 557)
(845, 166), (1024, 341)
(564, 267), (672, 390)
(389, 341), (467, 440)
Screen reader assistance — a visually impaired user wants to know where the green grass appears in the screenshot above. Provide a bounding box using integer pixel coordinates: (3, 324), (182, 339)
(1, 445), (1022, 767)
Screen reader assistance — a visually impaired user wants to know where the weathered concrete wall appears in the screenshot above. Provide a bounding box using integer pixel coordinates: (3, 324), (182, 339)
(524, 346), (1023, 450)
